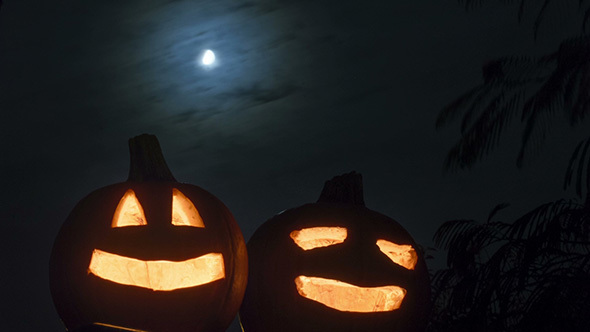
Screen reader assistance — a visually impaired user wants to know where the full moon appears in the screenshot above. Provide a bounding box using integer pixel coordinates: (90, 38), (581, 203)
(202, 50), (215, 66)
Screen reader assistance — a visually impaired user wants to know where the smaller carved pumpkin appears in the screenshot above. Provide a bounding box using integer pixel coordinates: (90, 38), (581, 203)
(240, 172), (430, 332)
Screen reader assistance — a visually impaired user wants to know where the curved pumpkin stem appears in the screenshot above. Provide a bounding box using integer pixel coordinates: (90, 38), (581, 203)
(317, 171), (365, 206)
(127, 134), (176, 182)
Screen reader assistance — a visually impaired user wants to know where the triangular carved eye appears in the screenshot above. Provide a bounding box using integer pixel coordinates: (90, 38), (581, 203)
(112, 189), (147, 227)
(172, 188), (204, 227)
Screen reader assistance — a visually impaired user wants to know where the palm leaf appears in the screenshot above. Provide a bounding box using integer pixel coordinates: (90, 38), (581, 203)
(487, 202), (510, 222)
(430, 199), (590, 331)
(444, 89), (524, 169)
(506, 199), (578, 239)
(435, 85), (487, 129)
(440, 37), (590, 170)
(564, 136), (590, 200)
(583, 5), (590, 33)
(533, 0), (552, 40)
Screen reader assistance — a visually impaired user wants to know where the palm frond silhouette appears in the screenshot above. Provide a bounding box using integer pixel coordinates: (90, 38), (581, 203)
(439, 1), (590, 170)
(438, 37), (590, 169)
(431, 2), (590, 331)
(429, 201), (590, 332)
(564, 136), (590, 203)
(458, 0), (590, 36)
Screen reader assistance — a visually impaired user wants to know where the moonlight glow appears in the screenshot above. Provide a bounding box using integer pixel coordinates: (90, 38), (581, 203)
(202, 50), (216, 66)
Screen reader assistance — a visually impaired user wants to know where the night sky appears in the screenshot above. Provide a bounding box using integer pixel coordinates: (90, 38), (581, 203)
(0, 0), (584, 331)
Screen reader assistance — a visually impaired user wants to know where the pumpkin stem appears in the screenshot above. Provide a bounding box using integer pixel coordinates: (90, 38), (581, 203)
(127, 134), (177, 182)
(317, 171), (365, 206)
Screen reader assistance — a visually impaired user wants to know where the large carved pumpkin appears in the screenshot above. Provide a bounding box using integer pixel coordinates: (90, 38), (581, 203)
(50, 134), (247, 332)
(240, 172), (430, 332)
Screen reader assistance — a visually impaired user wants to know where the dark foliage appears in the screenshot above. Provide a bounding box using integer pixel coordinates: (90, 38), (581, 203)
(458, 0), (590, 37)
(437, 36), (590, 169)
(431, 2), (590, 331)
(428, 201), (590, 332)
(438, 1), (590, 170)
(564, 136), (590, 203)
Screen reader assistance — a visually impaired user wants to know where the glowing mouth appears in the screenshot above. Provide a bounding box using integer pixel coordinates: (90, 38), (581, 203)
(294, 275), (406, 312)
(88, 249), (225, 291)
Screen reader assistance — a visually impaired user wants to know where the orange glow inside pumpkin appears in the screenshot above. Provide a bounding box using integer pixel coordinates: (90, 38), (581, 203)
(172, 188), (204, 227)
(290, 227), (347, 250)
(376, 240), (417, 270)
(294, 276), (406, 312)
(112, 189), (147, 227)
(112, 188), (205, 228)
(93, 322), (147, 332)
(88, 249), (225, 291)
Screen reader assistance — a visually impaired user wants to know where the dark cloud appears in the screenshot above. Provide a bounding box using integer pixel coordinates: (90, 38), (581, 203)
(220, 83), (299, 107)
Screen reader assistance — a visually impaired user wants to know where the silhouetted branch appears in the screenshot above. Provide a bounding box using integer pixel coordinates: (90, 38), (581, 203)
(458, 0), (590, 36)
(429, 200), (590, 332)
(439, 37), (590, 171)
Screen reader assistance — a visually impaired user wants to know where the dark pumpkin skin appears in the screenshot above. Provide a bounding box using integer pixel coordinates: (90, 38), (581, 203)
(50, 136), (247, 332)
(240, 194), (430, 332)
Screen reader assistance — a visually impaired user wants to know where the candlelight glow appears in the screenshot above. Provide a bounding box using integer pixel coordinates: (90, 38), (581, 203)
(112, 189), (146, 227)
(88, 249), (225, 291)
(172, 188), (204, 227)
(376, 240), (417, 270)
(290, 227), (347, 250)
(295, 275), (407, 312)
(93, 322), (147, 332)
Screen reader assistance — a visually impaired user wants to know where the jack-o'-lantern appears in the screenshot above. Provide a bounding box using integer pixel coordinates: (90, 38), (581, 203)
(239, 172), (430, 332)
(50, 134), (247, 332)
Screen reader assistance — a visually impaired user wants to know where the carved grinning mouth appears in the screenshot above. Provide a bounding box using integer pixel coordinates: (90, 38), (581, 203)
(88, 249), (225, 291)
(294, 276), (407, 312)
